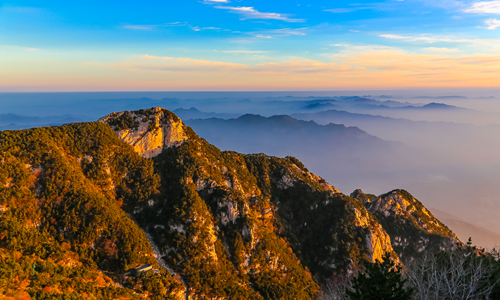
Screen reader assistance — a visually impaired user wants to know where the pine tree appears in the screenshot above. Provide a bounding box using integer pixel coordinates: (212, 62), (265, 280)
(346, 252), (414, 300)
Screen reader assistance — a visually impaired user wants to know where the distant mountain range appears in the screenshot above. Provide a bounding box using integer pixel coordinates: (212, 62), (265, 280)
(0, 113), (88, 130)
(173, 107), (240, 120)
(184, 114), (429, 194)
(430, 208), (500, 249)
(292, 108), (500, 164)
(183, 110), (500, 244)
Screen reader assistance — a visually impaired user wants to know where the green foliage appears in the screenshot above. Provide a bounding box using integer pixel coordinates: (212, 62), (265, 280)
(0, 248), (141, 299)
(125, 269), (184, 300)
(346, 253), (414, 300)
(148, 133), (321, 299)
(0, 121), (163, 298)
(106, 111), (138, 131)
(244, 154), (372, 279)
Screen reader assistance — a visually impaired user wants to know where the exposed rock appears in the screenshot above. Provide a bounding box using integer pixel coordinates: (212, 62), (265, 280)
(350, 189), (372, 204)
(99, 107), (189, 158)
(365, 189), (461, 259)
(366, 223), (394, 263)
(351, 204), (397, 263)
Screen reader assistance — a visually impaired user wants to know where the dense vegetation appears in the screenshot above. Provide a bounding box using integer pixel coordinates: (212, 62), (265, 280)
(149, 135), (319, 299)
(0, 122), (179, 298)
(244, 154), (374, 278)
(346, 252), (414, 300)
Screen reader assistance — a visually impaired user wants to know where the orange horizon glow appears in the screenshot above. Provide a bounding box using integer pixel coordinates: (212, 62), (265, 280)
(2, 49), (500, 92)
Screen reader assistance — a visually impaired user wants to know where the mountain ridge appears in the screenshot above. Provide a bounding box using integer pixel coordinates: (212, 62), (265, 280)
(0, 106), (462, 299)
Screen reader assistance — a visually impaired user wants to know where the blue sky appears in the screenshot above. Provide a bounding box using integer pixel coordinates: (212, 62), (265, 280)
(1, 0), (500, 91)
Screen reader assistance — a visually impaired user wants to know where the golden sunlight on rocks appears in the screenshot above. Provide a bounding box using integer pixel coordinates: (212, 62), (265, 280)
(99, 107), (188, 158)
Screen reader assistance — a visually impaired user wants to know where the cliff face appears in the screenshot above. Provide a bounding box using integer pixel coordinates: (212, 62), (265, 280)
(99, 107), (189, 158)
(353, 189), (461, 260)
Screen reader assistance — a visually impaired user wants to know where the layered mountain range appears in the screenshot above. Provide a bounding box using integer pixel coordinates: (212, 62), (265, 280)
(0, 107), (461, 299)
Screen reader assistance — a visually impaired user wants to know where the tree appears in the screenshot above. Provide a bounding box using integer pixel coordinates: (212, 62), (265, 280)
(346, 253), (414, 300)
(405, 244), (498, 300)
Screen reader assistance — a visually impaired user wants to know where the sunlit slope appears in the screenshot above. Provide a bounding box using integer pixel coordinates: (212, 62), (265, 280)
(0, 122), (184, 298)
(351, 189), (461, 260)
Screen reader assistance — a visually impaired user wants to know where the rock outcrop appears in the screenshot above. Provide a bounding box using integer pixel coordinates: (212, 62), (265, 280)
(99, 107), (189, 158)
(357, 189), (461, 259)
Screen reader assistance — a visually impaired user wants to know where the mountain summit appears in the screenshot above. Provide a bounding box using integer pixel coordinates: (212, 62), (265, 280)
(99, 107), (190, 158)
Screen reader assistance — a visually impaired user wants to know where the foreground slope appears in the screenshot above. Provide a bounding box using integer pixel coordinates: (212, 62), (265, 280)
(0, 122), (184, 299)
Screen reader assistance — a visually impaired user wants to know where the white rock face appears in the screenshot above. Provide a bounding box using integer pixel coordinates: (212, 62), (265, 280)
(366, 223), (395, 263)
(351, 204), (397, 263)
(99, 107), (188, 158)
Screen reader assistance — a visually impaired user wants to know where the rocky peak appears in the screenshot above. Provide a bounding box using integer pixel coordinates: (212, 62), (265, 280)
(99, 107), (189, 158)
(350, 189), (374, 205)
(364, 189), (460, 258)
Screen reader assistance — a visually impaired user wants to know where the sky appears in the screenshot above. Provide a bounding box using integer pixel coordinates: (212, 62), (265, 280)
(1, 0), (500, 91)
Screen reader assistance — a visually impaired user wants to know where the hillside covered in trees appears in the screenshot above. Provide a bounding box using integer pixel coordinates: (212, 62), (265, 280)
(1, 107), (494, 299)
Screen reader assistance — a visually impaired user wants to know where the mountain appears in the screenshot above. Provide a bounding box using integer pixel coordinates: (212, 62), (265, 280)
(0, 113), (87, 126)
(0, 107), (461, 299)
(184, 114), (396, 156)
(183, 114), (429, 194)
(291, 108), (500, 164)
(0, 114), (88, 131)
(351, 189), (460, 259)
(99, 108), (400, 299)
(172, 107), (240, 120)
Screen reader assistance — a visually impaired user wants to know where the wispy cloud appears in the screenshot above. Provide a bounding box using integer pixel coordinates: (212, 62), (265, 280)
(464, 1), (500, 14)
(214, 6), (305, 22)
(192, 26), (221, 31)
(380, 34), (442, 43)
(251, 28), (308, 39)
(379, 33), (500, 45)
(123, 25), (155, 30)
(485, 18), (500, 29)
(424, 47), (461, 53)
(204, 0), (229, 2)
(122, 22), (188, 30)
(324, 8), (355, 13)
(222, 50), (268, 54)
(134, 54), (248, 72)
